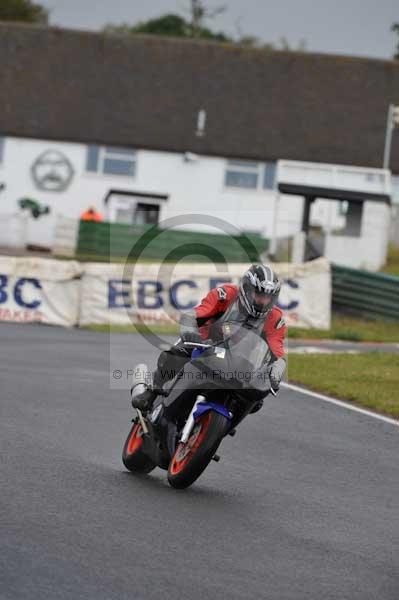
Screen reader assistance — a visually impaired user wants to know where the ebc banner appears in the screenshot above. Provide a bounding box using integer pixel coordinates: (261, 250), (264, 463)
(0, 257), (81, 327)
(79, 258), (331, 330)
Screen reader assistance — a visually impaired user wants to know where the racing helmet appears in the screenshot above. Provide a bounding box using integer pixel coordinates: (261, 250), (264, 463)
(238, 264), (281, 318)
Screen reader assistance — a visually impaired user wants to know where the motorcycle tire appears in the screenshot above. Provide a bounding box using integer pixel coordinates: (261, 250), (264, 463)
(167, 411), (228, 489)
(122, 422), (157, 474)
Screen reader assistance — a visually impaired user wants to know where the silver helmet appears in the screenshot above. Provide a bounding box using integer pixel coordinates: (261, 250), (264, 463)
(238, 264), (281, 318)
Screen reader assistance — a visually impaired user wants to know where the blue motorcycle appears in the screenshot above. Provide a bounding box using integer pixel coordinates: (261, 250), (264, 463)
(122, 322), (274, 489)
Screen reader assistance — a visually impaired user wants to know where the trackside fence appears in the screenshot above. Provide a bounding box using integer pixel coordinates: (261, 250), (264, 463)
(76, 222), (269, 263)
(331, 264), (399, 321)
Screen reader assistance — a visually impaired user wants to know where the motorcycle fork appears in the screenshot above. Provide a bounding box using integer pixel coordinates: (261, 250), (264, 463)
(136, 408), (149, 434)
(180, 395), (206, 443)
(133, 412), (161, 465)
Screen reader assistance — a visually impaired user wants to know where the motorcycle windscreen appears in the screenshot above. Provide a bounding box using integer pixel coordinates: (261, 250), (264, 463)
(193, 324), (272, 393)
(220, 324), (271, 371)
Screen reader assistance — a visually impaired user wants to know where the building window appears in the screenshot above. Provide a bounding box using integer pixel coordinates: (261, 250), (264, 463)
(0, 136), (4, 164)
(86, 145), (136, 177)
(225, 159), (276, 190)
(86, 145), (99, 172)
(263, 162), (276, 189)
(225, 160), (260, 189)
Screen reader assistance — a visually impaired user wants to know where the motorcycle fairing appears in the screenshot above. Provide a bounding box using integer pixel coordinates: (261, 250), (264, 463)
(193, 401), (232, 422)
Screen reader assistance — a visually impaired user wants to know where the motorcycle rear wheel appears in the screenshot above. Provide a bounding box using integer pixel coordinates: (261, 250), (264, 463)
(167, 411), (228, 489)
(122, 422), (156, 474)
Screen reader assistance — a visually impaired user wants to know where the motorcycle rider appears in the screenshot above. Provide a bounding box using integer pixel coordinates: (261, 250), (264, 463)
(132, 263), (287, 412)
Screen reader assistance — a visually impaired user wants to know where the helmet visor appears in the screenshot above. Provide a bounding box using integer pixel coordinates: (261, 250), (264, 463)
(242, 279), (275, 315)
(252, 291), (273, 308)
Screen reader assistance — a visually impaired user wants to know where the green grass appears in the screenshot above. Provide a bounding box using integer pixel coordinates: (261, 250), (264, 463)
(288, 315), (399, 343)
(380, 244), (399, 276)
(287, 353), (399, 418)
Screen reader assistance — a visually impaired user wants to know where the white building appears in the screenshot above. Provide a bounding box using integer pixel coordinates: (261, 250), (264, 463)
(0, 24), (397, 269)
(0, 135), (281, 248)
(0, 134), (392, 270)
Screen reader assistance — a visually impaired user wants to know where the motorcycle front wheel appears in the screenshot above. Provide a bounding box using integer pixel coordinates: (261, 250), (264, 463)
(167, 411), (228, 489)
(122, 422), (157, 474)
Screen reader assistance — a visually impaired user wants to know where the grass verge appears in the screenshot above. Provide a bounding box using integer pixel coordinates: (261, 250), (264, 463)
(85, 323), (179, 335)
(288, 315), (399, 343)
(287, 353), (399, 418)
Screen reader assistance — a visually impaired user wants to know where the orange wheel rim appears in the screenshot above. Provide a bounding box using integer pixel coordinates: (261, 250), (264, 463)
(169, 412), (212, 476)
(126, 423), (143, 455)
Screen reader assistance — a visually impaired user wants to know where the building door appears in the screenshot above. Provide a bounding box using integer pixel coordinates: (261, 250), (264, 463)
(106, 192), (161, 226)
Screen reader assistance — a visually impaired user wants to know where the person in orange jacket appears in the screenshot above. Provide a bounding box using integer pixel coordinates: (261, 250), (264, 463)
(132, 264), (287, 413)
(80, 205), (103, 222)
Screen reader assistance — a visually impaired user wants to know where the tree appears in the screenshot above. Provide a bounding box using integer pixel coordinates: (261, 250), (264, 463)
(235, 33), (306, 52)
(392, 23), (399, 59)
(188, 0), (226, 38)
(0, 0), (48, 24)
(104, 14), (189, 38)
(104, 12), (231, 42)
(104, 3), (306, 51)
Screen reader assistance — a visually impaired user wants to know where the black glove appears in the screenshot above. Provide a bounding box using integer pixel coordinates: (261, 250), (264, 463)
(179, 311), (202, 344)
(181, 330), (202, 344)
(269, 357), (286, 391)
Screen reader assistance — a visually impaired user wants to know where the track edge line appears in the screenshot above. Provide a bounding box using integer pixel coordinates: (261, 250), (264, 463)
(282, 382), (399, 428)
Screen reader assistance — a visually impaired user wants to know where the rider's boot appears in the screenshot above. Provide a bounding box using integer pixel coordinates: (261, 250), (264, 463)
(131, 385), (157, 412)
(131, 350), (184, 413)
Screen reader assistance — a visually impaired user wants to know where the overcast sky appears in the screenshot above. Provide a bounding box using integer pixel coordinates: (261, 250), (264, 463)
(39, 0), (398, 60)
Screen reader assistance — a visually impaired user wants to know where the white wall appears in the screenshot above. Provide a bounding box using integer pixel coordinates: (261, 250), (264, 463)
(0, 135), (287, 247)
(0, 213), (28, 247)
(0, 135), (391, 271)
(324, 201), (390, 270)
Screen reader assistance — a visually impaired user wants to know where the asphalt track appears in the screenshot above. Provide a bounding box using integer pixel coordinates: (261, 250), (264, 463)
(1, 323), (398, 600)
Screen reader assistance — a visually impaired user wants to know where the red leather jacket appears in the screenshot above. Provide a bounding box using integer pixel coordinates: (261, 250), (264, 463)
(194, 284), (286, 359)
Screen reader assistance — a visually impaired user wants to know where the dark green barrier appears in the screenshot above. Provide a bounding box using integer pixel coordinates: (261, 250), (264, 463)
(332, 264), (399, 321)
(77, 221), (269, 263)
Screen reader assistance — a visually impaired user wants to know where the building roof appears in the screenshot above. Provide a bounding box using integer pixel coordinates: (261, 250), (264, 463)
(1, 23), (399, 172)
(278, 183), (391, 204)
